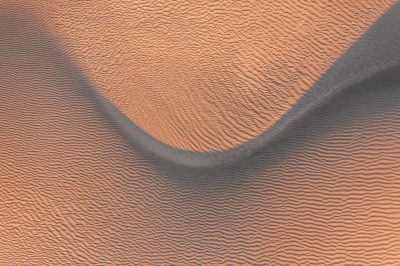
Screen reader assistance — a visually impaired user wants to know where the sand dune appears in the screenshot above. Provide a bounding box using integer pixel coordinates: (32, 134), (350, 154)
(12, 0), (395, 153)
(2, 2), (400, 265)
(4, 1), (398, 167)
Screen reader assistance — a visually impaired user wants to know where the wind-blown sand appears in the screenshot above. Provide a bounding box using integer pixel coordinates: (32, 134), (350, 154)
(13, 0), (395, 153)
(4, 0), (400, 167)
(2, 5), (400, 264)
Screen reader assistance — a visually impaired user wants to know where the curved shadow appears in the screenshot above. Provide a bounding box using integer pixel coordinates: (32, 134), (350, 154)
(85, 2), (400, 167)
(3, 3), (400, 168)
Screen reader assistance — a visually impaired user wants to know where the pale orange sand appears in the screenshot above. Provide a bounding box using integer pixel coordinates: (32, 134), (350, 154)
(8, 0), (394, 152)
(2, 9), (400, 264)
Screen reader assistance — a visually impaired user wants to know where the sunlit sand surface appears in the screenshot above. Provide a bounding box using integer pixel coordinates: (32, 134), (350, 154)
(13, 0), (394, 152)
(1, 7), (400, 264)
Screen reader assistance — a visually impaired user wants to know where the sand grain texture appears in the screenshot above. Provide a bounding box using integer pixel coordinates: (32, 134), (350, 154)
(16, 0), (396, 152)
(2, 8), (400, 264)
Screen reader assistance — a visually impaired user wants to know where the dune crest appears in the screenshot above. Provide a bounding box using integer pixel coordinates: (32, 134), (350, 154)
(2, 10), (400, 263)
(19, 0), (395, 154)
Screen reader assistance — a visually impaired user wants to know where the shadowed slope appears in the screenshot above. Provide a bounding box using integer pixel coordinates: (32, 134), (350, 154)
(2, 11), (400, 265)
(3, 1), (397, 167)
(16, 0), (395, 153)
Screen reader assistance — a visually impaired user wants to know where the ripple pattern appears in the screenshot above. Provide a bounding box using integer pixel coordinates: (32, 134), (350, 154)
(19, 0), (396, 152)
(1, 9), (400, 264)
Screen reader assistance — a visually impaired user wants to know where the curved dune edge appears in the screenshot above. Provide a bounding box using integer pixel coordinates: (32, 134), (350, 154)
(83, 4), (400, 168)
(4, 3), (398, 168)
(25, 0), (395, 153)
(97, 64), (400, 168)
(84, 3), (400, 167)
(3, 7), (400, 265)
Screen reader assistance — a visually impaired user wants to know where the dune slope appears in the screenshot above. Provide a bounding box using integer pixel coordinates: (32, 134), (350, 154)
(11, 0), (395, 154)
(2, 10), (400, 264)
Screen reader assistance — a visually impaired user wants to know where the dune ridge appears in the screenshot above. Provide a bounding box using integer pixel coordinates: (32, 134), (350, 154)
(18, 0), (395, 155)
(2, 10), (400, 263)
(32, 2), (400, 167)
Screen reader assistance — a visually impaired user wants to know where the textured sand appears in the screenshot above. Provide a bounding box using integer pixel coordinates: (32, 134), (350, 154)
(12, 0), (395, 152)
(2, 8), (400, 265)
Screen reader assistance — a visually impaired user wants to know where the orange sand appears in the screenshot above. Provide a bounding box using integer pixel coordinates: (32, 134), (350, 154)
(1, 13), (400, 263)
(13, 0), (394, 152)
